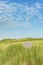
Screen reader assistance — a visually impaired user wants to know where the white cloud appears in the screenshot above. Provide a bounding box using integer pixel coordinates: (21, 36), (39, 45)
(37, 13), (43, 22)
(0, 1), (43, 27)
(35, 2), (41, 9)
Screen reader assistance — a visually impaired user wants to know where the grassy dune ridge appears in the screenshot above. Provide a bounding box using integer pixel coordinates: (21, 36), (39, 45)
(0, 38), (43, 65)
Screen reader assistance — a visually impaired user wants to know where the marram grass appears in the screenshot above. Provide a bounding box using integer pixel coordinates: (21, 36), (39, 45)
(0, 41), (43, 65)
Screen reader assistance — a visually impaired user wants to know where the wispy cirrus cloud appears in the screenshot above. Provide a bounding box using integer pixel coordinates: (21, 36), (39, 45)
(0, 1), (43, 27)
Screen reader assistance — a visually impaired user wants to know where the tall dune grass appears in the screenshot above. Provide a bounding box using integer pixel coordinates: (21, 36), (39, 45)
(0, 43), (43, 65)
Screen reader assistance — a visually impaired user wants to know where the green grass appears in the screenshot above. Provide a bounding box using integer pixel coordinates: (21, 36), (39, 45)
(0, 38), (43, 65)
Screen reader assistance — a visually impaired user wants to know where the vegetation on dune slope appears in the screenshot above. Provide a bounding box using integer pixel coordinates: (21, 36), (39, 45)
(0, 44), (43, 65)
(0, 38), (43, 44)
(0, 39), (18, 44)
(0, 38), (43, 65)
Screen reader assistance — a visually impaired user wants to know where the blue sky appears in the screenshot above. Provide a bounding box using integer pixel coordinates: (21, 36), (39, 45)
(0, 0), (43, 39)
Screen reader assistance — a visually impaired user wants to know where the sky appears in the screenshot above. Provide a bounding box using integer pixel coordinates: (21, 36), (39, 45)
(0, 0), (43, 40)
